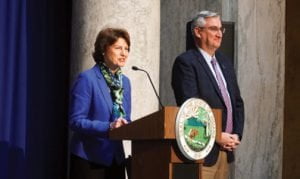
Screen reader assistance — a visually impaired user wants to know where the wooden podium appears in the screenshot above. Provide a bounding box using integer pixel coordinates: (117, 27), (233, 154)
(109, 106), (222, 179)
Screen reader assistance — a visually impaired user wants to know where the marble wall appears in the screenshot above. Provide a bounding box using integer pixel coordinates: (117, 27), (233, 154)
(160, 0), (222, 106)
(159, 0), (238, 104)
(70, 0), (161, 119)
(70, 0), (285, 178)
(70, 0), (161, 160)
(235, 0), (285, 178)
(160, 0), (285, 178)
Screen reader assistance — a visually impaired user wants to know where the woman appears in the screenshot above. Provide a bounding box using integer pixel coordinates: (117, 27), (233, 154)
(69, 27), (131, 179)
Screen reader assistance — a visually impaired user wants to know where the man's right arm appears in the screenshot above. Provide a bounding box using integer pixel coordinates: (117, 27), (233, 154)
(171, 56), (199, 106)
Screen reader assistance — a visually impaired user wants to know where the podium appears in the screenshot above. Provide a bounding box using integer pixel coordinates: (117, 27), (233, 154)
(110, 106), (222, 179)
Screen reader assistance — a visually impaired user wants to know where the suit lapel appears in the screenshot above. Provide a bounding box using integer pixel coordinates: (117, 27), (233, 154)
(92, 65), (113, 114)
(192, 49), (225, 104)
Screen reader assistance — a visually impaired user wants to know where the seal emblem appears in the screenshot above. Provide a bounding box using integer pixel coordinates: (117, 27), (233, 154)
(175, 98), (216, 160)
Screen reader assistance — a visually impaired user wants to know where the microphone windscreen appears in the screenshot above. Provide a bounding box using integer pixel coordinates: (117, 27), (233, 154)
(132, 66), (139, 71)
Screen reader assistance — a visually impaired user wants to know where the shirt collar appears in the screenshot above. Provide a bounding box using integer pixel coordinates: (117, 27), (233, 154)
(198, 47), (216, 63)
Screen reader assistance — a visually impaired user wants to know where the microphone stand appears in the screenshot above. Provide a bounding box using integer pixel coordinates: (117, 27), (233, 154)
(132, 66), (164, 109)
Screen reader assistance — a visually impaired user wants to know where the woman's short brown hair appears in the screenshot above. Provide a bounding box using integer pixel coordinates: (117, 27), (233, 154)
(93, 27), (130, 63)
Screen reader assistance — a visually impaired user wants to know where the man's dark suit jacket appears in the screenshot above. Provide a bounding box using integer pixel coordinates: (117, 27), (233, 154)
(171, 48), (244, 166)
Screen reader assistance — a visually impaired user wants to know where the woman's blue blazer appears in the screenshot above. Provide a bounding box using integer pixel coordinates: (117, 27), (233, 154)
(69, 65), (131, 166)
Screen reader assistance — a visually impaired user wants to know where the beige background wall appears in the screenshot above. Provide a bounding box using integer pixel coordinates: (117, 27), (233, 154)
(70, 0), (287, 178)
(70, 0), (161, 159)
(160, 0), (285, 178)
(235, 0), (285, 178)
(70, 0), (161, 119)
(159, 0), (223, 105)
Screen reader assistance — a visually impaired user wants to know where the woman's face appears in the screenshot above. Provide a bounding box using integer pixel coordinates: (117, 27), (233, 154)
(103, 38), (129, 73)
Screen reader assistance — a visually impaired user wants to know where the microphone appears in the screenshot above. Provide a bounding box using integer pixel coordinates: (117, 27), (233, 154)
(132, 66), (163, 109)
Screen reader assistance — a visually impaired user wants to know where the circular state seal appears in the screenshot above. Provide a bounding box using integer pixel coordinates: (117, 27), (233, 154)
(175, 98), (216, 160)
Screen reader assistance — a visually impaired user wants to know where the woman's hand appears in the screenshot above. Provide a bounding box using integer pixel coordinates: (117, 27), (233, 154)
(110, 118), (128, 129)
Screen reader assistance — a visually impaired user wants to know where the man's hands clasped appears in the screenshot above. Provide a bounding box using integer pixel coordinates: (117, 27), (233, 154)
(216, 132), (241, 151)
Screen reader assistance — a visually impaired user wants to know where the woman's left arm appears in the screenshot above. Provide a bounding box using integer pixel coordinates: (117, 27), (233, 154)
(123, 76), (132, 123)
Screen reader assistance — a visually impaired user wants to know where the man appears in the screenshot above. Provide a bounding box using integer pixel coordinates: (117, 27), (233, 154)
(171, 11), (244, 179)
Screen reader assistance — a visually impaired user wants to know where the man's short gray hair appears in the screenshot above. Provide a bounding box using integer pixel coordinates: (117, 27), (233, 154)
(191, 10), (219, 34)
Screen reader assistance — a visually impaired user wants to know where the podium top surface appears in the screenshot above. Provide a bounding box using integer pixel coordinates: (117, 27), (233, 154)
(109, 106), (179, 140)
(109, 106), (222, 141)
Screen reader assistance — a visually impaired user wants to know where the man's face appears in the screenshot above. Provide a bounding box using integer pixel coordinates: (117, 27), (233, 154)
(195, 16), (223, 54)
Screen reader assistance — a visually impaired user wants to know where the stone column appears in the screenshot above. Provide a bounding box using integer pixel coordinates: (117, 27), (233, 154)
(234, 0), (285, 178)
(70, 0), (161, 157)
